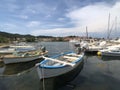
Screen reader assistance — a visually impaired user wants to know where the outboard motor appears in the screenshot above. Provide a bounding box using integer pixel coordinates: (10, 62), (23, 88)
(81, 42), (89, 49)
(41, 45), (46, 52)
(74, 43), (81, 54)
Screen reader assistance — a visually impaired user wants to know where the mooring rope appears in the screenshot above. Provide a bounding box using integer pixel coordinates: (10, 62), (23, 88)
(41, 65), (46, 90)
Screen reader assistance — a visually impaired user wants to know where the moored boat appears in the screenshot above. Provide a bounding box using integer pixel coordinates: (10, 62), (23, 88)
(99, 50), (120, 57)
(0, 48), (16, 54)
(82, 41), (107, 54)
(9, 42), (35, 49)
(1, 50), (48, 64)
(97, 45), (120, 57)
(35, 51), (84, 89)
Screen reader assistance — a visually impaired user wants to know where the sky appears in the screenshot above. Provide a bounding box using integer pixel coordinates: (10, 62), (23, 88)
(0, 0), (120, 38)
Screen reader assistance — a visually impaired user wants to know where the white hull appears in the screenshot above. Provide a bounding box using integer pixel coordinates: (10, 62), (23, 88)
(0, 48), (15, 54)
(99, 44), (120, 56)
(86, 46), (103, 52)
(3, 55), (40, 64)
(101, 52), (120, 56)
(10, 45), (34, 48)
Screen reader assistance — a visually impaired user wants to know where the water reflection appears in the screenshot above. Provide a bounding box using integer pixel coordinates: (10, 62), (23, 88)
(0, 58), (43, 76)
(0, 67), (40, 90)
(0, 61), (4, 68)
(59, 55), (120, 90)
(98, 56), (120, 61)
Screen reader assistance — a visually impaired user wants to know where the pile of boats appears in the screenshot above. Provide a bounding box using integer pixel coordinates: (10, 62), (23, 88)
(71, 38), (120, 57)
(97, 44), (120, 57)
(0, 42), (85, 90)
(0, 43), (48, 64)
(1, 39), (119, 89)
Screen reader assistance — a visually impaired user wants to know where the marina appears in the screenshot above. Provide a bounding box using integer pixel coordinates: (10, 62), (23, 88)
(1, 0), (120, 90)
(0, 42), (120, 90)
(0, 44), (48, 64)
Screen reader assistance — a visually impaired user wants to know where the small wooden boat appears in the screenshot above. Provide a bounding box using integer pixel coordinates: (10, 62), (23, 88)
(3, 58), (43, 75)
(1, 50), (48, 64)
(35, 51), (84, 89)
(0, 47), (37, 55)
(9, 42), (35, 48)
(0, 48), (16, 54)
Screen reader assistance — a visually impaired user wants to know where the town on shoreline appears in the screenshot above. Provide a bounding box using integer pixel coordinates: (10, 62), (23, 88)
(0, 31), (115, 44)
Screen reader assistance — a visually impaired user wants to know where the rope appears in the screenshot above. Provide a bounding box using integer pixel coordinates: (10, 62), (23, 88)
(41, 65), (46, 90)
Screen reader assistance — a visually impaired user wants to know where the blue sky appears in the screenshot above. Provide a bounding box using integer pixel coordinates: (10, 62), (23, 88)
(0, 0), (120, 38)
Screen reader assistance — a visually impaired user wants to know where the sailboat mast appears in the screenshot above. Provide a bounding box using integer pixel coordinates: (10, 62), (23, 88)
(86, 26), (88, 39)
(115, 16), (117, 38)
(107, 13), (110, 40)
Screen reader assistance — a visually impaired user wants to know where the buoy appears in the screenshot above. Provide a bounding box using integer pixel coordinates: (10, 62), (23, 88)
(97, 51), (101, 56)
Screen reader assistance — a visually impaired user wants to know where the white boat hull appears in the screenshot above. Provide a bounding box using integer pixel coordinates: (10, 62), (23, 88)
(2, 55), (40, 64)
(101, 52), (120, 56)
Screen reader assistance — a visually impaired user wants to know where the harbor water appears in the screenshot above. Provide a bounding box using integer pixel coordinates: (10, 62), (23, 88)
(0, 42), (120, 90)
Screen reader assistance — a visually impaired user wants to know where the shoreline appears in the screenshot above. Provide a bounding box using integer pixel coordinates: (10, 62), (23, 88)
(0, 43), (10, 48)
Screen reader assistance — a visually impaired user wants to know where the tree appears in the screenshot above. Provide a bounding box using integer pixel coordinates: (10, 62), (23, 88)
(0, 36), (8, 43)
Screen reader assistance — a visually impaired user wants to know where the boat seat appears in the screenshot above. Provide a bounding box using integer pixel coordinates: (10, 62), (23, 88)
(63, 56), (78, 62)
(63, 56), (78, 59)
(66, 54), (81, 57)
(13, 51), (21, 56)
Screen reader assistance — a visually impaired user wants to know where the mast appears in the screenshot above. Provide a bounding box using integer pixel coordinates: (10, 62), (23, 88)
(86, 26), (88, 39)
(115, 16), (117, 38)
(108, 16), (117, 39)
(107, 13), (110, 40)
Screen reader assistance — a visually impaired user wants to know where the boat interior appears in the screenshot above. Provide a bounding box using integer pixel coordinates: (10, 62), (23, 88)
(42, 54), (82, 66)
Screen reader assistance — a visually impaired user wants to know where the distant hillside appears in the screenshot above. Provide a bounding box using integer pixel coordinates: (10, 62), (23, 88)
(0, 31), (54, 43)
(0, 31), (33, 38)
(0, 31), (88, 43)
(0, 31), (54, 38)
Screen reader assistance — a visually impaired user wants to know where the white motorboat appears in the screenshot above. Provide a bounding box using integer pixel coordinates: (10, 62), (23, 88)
(97, 45), (120, 56)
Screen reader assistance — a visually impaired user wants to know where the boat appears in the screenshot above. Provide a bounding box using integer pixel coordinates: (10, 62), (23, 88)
(0, 48), (16, 54)
(81, 40), (106, 54)
(0, 44), (35, 55)
(0, 47), (37, 55)
(98, 49), (120, 57)
(9, 42), (35, 49)
(9, 42), (36, 52)
(97, 45), (120, 57)
(35, 51), (84, 89)
(1, 49), (48, 64)
(69, 39), (80, 43)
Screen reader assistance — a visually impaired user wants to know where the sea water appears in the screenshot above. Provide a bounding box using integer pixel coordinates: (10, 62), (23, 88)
(0, 42), (120, 90)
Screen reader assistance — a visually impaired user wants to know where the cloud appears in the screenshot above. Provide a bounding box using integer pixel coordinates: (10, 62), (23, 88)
(26, 21), (41, 27)
(0, 23), (19, 33)
(58, 18), (65, 21)
(65, 2), (120, 36)
(30, 1), (120, 37)
(21, 3), (57, 16)
(30, 27), (86, 36)
(1, 0), (120, 38)
(14, 15), (28, 19)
